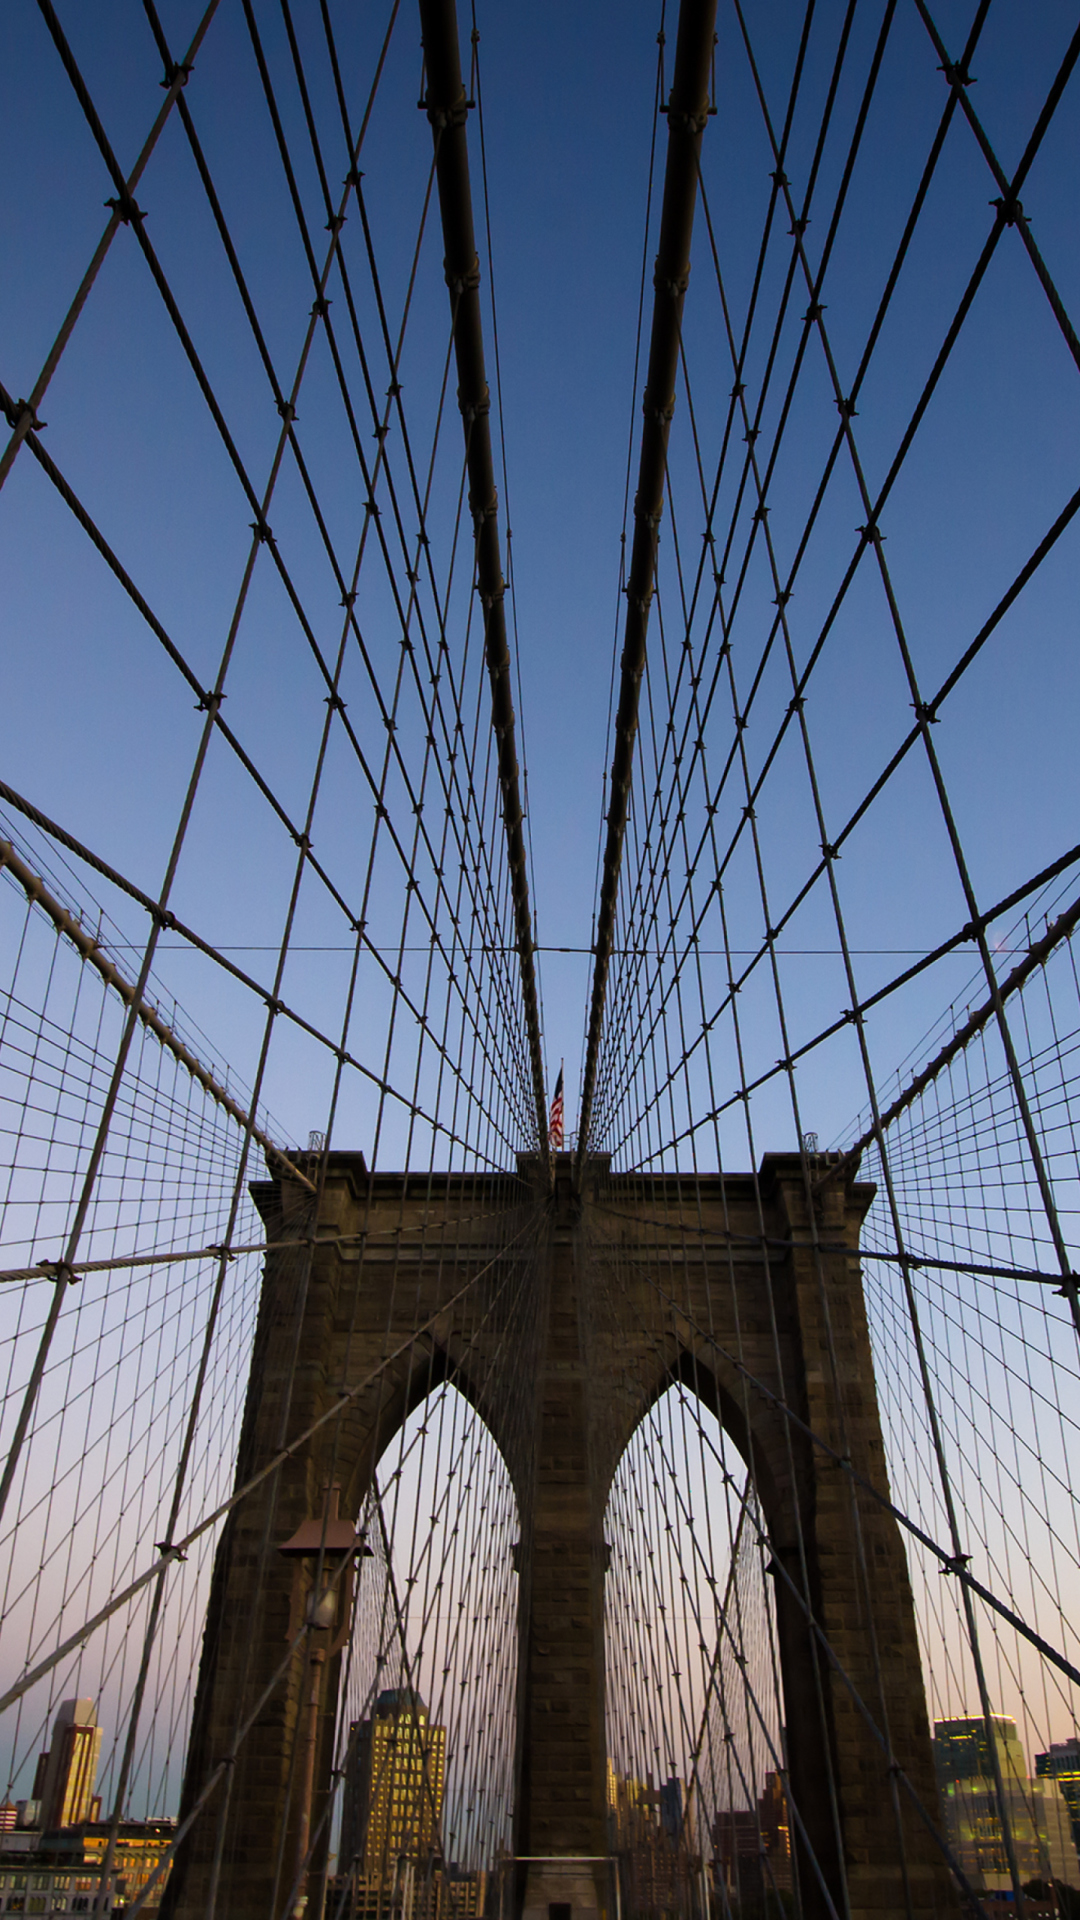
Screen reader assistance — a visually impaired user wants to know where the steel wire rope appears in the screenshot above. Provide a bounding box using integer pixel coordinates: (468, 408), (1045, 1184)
(239, 1), (535, 1098)
(583, 2), (1042, 1137)
(0, 0), (222, 495)
(3, 34), (533, 1163)
(748, 18), (1080, 1331)
(85, 107), (507, 1878)
(662, 132), (998, 1905)
(596, 147), (1080, 1171)
(583, 0), (859, 1083)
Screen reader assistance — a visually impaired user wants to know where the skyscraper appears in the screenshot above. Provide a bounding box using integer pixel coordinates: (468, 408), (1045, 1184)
(36, 1701), (102, 1832)
(1036, 1739), (1080, 1865)
(933, 1717), (1078, 1890)
(339, 1688), (447, 1889)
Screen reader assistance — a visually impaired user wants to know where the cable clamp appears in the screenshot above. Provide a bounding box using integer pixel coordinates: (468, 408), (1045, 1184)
(444, 253), (481, 293)
(105, 193), (146, 225)
(821, 841), (841, 860)
(653, 259), (691, 297)
(344, 166), (363, 190)
(311, 295), (331, 318)
(913, 701), (939, 724)
(425, 93), (469, 131)
(325, 212), (346, 235)
(770, 169), (789, 188)
(836, 396), (857, 418)
(663, 106), (711, 136)
(250, 517), (273, 545)
(195, 689), (225, 713)
(941, 1553), (971, 1576)
(991, 194), (1026, 227)
(9, 398), (45, 433)
(857, 521), (885, 545)
(277, 399), (297, 423)
(939, 61), (974, 88)
(160, 62), (192, 90)
(156, 1541), (188, 1562)
(789, 214), (809, 237)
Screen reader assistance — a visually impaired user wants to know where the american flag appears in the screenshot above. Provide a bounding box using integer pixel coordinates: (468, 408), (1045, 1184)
(548, 1065), (564, 1150)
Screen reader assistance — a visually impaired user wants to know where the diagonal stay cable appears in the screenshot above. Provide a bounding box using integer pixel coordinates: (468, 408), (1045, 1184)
(575, 0), (719, 1185)
(419, 0), (547, 1158)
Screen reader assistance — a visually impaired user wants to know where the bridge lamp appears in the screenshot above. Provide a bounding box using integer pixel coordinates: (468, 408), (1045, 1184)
(278, 1485), (372, 1640)
(278, 1487), (372, 1920)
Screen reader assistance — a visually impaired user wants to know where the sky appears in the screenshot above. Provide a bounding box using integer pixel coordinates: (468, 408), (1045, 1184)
(2, 0), (1078, 1168)
(2, 0), (1080, 1818)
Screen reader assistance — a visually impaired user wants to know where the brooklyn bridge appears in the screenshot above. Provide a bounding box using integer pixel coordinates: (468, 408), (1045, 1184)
(1, 3), (1078, 1920)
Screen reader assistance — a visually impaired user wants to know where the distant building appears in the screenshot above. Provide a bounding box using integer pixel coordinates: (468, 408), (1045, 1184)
(0, 1805), (15, 1835)
(607, 1765), (703, 1920)
(933, 1717), (1078, 1891)
(713, 1808), (764, 1902)
(659, 1778), (683, 1844)
(36, 1701), (102, 1832)
(0, 1817), (175, 1914)
(712, 1773), (791, 1904)
(338, 1688), (447, 1913)
(444, 1864), (488, 1918)
(757, 1774), (792, 1894)
(1036, 1739), (1080, 1865)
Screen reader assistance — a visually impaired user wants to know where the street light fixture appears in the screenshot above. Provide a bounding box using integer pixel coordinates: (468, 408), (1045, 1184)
(279, 1486), (371, 1920)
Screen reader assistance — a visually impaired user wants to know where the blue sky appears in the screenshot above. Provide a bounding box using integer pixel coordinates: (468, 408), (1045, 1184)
(2, 0), (1080, 1165)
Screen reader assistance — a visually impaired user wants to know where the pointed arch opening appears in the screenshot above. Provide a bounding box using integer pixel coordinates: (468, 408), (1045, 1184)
(604, 1380), (790, 1920)
(329, 1383), (520, 1918)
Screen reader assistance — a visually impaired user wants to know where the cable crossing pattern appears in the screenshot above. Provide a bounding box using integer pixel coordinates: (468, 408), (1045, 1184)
(0, 4), (1078, 1920)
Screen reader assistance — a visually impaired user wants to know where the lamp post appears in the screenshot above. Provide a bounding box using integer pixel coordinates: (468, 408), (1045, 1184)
(279, 1486), (369, 1920)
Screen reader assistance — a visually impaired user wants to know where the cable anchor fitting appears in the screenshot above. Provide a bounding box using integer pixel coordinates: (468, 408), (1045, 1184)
(105, 192), (146, 225)
(941, 1553), (971, 1576)
(10, 400), (45, 433)
(444, 253), (481, 294)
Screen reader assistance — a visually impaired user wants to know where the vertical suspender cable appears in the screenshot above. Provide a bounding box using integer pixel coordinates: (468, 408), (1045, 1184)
(575, 0), (718, 1188)
(419, 0), (549, 1169)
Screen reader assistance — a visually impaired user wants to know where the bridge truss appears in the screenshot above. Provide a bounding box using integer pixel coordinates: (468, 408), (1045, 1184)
(0, 2), (1078, 1919)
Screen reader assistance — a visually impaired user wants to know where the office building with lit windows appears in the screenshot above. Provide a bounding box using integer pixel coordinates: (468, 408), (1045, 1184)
(933, 1717), (1078, 1891)
(338, 1688), (447, 1916)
